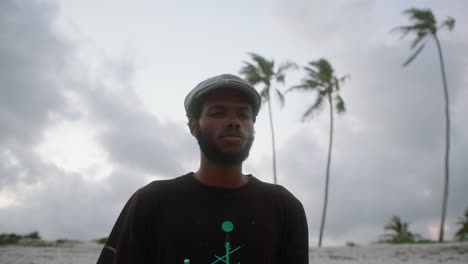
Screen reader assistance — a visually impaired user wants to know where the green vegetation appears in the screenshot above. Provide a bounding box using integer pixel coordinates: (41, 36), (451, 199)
(287, 58), (348, 247)
(94, 237), (108, 244)
(393, 7), (455, 242)
(23, 231), (41, 240)
(454, 208), (468, 241)
(239, 52), (297, 184)
(0, 233), (22, 245)
(55, 239), (82, 244)
(0, 231), (42, 245)
(380, 216), (422, 244)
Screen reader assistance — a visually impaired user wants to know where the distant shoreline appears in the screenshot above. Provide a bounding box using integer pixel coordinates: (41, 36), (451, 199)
(0, 241), (466, 264)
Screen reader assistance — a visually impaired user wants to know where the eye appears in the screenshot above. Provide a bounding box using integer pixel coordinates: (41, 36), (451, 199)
(210, 111), (224, 117)
(239, 112), (251, 119)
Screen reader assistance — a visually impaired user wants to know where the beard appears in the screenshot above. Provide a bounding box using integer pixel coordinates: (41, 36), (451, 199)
(195, 128), (254, 166)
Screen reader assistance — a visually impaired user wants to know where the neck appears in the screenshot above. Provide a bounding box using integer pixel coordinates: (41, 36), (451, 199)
(194, 155), (248, 188)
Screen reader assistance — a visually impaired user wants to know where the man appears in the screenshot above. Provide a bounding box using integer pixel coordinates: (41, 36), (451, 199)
(97, 74), (309, 264)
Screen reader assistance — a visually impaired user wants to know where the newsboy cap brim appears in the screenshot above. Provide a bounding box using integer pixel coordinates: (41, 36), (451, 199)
(184, 74), (261, 118)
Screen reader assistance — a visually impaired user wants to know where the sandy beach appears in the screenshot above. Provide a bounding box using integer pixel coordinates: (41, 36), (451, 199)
(0, 241), (466, 264)
(310, 242), (468, 264)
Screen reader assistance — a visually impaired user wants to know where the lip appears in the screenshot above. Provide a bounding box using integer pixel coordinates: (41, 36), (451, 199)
(220, 131), (245, 140)
(222, 136), (242, 142)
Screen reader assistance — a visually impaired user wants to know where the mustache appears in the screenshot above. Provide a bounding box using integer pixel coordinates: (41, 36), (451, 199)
(219, 129), (247, 139)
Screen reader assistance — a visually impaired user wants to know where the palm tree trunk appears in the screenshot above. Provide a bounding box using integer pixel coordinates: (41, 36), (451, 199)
(434, 35), (450, 242)
(267, 97), (278, 184)
(318, 94), (334, 247)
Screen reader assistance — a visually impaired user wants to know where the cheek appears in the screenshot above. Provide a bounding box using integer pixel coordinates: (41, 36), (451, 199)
(243, 122), (254, 134)
(197, 120), (217, 137)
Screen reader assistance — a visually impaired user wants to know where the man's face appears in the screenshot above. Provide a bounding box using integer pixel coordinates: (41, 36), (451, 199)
(190, 89), (255, 166)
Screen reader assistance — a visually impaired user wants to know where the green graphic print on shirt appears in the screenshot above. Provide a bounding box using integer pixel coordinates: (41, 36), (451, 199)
(97, 173), (309, 264)
(184, 220), (241, 264)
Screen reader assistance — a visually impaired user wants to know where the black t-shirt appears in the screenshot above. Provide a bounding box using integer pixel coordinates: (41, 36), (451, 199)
(97, 173), (308, 264)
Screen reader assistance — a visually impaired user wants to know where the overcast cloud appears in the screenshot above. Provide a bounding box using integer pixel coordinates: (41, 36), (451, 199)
(0, 0), (467, 246)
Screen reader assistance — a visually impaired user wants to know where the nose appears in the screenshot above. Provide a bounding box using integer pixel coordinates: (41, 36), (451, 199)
(226, 114), (241, 129)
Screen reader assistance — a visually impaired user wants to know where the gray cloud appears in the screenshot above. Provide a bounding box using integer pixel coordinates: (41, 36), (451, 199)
(271, 38), (468, 245)
(264, 1), (468, 245)
(1, 0), (467, 246)
(79, 81), (196, 176)
(0, 0), (197, 240)
(0, 0), (76, 189)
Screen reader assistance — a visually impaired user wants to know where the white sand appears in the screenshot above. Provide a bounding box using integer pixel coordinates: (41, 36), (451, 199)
(0, 241), (466, 264)
(0, 242), (101, 264)
(310, 242), (468, 264)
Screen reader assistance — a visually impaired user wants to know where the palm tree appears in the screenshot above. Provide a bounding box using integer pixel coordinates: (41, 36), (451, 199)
(454, 207), (468, 241)
(381, 216), (419, 243)
(393, 8), (455, 242)
(239, 53), (296, 184)
(287, 59), (348, 247)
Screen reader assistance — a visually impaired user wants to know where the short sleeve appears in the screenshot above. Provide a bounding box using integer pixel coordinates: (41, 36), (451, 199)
(277, 186), (309, 264)
(96, 189), (155, 264)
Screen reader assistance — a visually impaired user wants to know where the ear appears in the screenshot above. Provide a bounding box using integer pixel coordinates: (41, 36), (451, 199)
(188, 119), (198, 137)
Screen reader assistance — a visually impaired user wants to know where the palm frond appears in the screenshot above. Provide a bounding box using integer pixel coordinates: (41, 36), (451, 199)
(303, 65), (318, 76)
(410, 31), (428, 49)
(276, 61), (298, 84)
(240, 52), (296, 109)
(310, 59), (334, 81)
(385, 216), (403, 232)
(334, 77), (341, 92)
(260, 86), (270, 101)
(276, 74), (285, 84)
(304, 71), (324, 84)
(277, 61), (298, 74)
(454, 208), (468, 241)
(302, 92), (325, 121)
(305, 79), (324, 89)
(335, 95), (346, 114)
(403, 42), (426, 67)
(286, 84), (314, 94)
(248, 52), (274, 80)
(275, 88), (285, 108)
(404, 8), (436, 25)
(402, 8), (436, 34)
(335, 75), (350, 92)
(440, 17), (455, 31)
(239, 62), (263, 85)
(391, 25), (414, 39)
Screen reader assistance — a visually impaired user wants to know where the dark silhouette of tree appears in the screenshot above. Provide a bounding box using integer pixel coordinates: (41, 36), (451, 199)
(23, 231), (41, 240)
(240, 53), (296, 184)
(381, 216), (420, 243)
(393, 7), (455, 242)
(287, 59), (348, 247)
(454, 208), (468, 241)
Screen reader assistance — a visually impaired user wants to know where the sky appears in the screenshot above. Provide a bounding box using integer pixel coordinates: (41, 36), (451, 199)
(0, 0), (467, 247)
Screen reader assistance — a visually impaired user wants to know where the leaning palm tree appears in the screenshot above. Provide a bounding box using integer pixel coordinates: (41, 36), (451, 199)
(287, 59), (348, 247)
(393, 8), (455, 242)
(239, 52), (296, 184)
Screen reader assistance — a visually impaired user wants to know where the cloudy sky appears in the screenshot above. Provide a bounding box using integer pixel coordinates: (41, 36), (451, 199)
(1, 0), (467, 247)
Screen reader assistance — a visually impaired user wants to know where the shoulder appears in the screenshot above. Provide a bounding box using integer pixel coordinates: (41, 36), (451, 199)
(273, 184), (305, 211)
(250, 176), (305, 210)
(132, 173), (193, 202)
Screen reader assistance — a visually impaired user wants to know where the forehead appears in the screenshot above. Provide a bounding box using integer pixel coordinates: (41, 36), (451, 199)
(201, 89), (253, 110)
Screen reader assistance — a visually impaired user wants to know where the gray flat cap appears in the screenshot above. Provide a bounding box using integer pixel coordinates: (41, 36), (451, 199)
(184, 74), (262, 118)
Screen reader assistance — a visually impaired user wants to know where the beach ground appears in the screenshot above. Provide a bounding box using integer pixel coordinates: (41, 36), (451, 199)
(310, 242), (468, 264)
(0, 241), (466, 264)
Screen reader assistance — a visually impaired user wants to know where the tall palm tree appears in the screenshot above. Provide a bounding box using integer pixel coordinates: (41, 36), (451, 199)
(287, 59), (348, 247)
(393, 8), (455, 242)
(239, 52), (296, 184)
